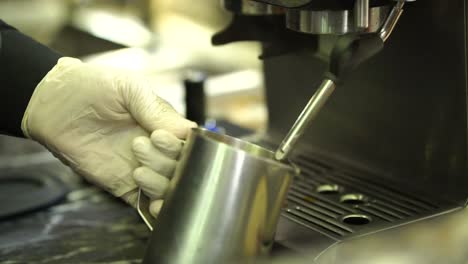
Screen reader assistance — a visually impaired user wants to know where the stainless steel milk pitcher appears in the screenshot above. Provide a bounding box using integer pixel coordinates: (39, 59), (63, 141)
(142, 128), (297, 264)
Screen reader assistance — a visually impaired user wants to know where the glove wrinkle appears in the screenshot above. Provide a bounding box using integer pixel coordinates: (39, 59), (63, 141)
(121, 188), (139, 208)
(133, 136), (177, 177)
(132, 130), (191, 218)
(149, 200), (164, 218)
(133, 166), (169, 200)
(22, 57), (194, 210)
(151, 130), (184, 160)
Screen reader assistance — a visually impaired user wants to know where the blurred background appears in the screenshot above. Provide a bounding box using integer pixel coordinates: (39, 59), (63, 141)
(2, 1), (468, 263)
(0, 2), (269, 261)
(0, 0), (267, 131)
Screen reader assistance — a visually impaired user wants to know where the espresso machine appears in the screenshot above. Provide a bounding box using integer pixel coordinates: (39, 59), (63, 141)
(212, 0), (468, 261)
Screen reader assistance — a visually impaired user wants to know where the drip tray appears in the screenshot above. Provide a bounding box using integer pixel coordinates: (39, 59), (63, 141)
(276, 152), (458, 248)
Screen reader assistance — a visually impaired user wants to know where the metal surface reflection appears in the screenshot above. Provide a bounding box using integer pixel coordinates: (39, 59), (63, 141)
(286, 6), (390, 35)
(143, 128), (297, 264)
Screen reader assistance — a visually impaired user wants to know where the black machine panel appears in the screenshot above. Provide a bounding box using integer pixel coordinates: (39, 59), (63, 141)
(263, 0), (468, 204)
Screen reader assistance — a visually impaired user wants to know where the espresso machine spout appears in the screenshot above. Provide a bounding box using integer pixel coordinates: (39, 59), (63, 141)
(276, 0), (405, 161)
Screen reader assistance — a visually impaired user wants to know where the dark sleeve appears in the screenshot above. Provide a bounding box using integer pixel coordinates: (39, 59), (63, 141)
(0, 20), (63, 137)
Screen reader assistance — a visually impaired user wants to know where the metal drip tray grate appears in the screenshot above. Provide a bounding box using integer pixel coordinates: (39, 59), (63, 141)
(282, 153), (452, 240)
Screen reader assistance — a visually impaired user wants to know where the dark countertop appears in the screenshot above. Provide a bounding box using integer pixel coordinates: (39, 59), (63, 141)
(0, 136), (150, 263)
(0, 187), (149, 263)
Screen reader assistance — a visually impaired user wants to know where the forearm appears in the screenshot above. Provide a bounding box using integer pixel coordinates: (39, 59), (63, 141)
(0, 20), (62, 137)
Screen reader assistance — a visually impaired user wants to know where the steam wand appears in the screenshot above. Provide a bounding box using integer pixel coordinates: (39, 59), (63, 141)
(275, 0), (405, 161)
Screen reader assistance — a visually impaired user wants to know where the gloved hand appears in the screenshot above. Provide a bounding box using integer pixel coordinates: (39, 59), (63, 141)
(21, 57), (196, 206)
(132, 130), (186, 218)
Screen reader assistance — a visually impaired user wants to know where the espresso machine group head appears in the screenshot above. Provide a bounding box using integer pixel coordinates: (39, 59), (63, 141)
(256, 0), (412, 35)
(216, 0), (411, 42)
(214, 0), (468, 261)
(218, 0), (409, 161)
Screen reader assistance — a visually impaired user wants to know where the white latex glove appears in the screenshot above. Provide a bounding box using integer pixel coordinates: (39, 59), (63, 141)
(132, 129), (185, 218)
(21, 57), (196, 206)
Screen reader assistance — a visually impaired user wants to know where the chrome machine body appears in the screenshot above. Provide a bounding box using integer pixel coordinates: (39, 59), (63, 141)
(215, 0), (468, 261)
